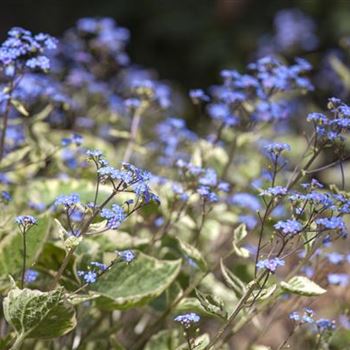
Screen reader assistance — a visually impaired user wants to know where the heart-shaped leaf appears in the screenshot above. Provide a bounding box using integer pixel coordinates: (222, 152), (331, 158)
(280, 276), (326, 296)
(3, 287), (76, 341)
(91, 252), (181, 310)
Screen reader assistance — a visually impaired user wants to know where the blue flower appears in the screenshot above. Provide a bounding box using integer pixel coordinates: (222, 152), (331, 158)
(197, 186), (218, 203)
(328, 273), (348, 286)
(90, 261), (108, 271)
(0, 27), (57, 70)
(256, 257), (285, 272)
(86, 149), (103, 159)
(189, 89), (209, 103)
(326, 252), (344, 265)
(316, 319), (336, 331)
(316, 217), (346, 232)
(117, 250), (136, 263)
(26, 56), (50, 71)
(290, 308), (315, 324)
(264, 143), (291, 155)
(260, 186), (288, 197)
(274, 9), (318, 52)
(207, 103), (238, 126)
(80, 271), (97, 284)
(199, 168), (218, 187)
(229, 193), (261, 211)
(24, 269), (39, 283)
(16, 215), (37, 229)
(154, 217), (165, 227)
(61, 134), (84, 147)
(239, 215), (258, 230)
(289, 312), (301, 321)
(172, 183), (189, 202)
(274, 219), (302, 235)
(54, 193), (80, 209)
(174, 312), (200, 328)
(101, 204), (126, 230)
(1, 191), (11, 203)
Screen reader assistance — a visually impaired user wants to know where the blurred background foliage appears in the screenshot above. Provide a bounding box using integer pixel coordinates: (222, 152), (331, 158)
(2, 0), (350, 92)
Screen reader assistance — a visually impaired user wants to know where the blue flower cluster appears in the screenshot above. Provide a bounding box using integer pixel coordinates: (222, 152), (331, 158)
(0, 27), (57, 71)
(101, 204), (126, 230)
(117, 250), (136, 263)
(290, 308), (336, 333)
(15, 215), (37, 230)
(24, 269), (39, 283)
(176, 160), (229, 203)
(194, 56), (313, 132)
(174, 312), (200, 329)
(153, 117), (197, 165)
(256, 257), (285, 272)
(274, 219), (303, 235)
(307, 98), (350, 143)
(78, 260), (108, 284)
(92, 153), (159, 204)
(54, 193), (80, 209)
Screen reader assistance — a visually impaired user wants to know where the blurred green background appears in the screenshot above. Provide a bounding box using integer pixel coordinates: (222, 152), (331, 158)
(1, 0), (350, 90)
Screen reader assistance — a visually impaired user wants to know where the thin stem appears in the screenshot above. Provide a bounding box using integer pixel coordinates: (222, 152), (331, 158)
(193, 200), (206, 247)
(123, 107), (143, 163)
(221, 134), (237, 179)
(50, 189), (118, 289)
(186, 333), (193, 350)
(205, 271), (268, 350)
(21, 232), (27, 289)
(340, 159), (345, 190)
(132, 249), (234, 350)
(276, 325), (297, 350)
(93, 175), (100, 209)
(255, 199), (273, 276)
(10, 333), (26, 350)
(209, 240), (288, 349)
(212, 121), (226, 145)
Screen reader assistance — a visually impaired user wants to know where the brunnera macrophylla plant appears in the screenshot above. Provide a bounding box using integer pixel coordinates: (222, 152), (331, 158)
(1, 17), (350, 350)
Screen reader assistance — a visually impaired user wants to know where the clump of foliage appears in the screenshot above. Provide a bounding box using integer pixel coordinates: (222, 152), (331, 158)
(1, 16), (350, 350)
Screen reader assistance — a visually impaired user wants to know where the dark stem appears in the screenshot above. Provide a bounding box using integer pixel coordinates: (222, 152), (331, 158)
(50, 189), (118, 289)
(21, 231), (27, 289)
(193, 199), (206, 247)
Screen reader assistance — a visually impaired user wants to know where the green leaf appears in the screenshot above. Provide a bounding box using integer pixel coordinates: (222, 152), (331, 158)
(232, 243), (250, 258)
(177, 238), (207, 271)
(144, 330), (180, 350)
(3, 287), (76, 340)
(35, 242), (79, 289)
(220, 259), (246, 298)
(26, 178), (109, 205)
(175, 297), (218, 317)
(11, 99), (29, 117)
(0, 215), (51, 277)
(329, 55), (350, 90)
(92, 231), (149, 251)
(68, 293), (100, 305)
(232, 224), (249, 258)
(195, 289), (227, 320)
(233, 223), (247, 242)
(0, 334), (13, 350)
(280, 276), (326, 296)
(92, 252), (181, 310)
(247, 284), (277, 303)
(0, 146), (31, 170)
(150, 282), (182, 312)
